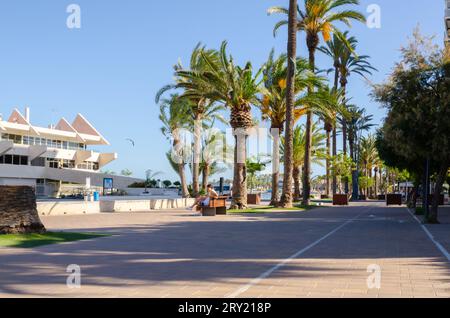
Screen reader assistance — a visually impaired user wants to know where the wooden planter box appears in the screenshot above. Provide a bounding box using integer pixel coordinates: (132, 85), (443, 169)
(247, 193), (261, 205)
(386, 194), (402, 206)
(321, 195), (330, 199)
(428, 194), (444, 206)
(333, 194), (349, 206)
(378, 195), (386, 200)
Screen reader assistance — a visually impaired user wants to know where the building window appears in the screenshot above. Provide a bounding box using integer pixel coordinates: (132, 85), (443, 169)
(0, 155), (29, 166)
(1, 133), (85, 150)
(76, 161), (99, 171)
(47, 158), (60, 169)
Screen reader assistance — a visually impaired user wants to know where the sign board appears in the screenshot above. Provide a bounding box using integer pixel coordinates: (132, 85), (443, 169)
(103, 178), (114, 195)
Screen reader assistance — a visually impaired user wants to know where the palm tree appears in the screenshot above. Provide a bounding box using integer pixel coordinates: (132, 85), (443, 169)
(346, 106), (374, 199)
(358, 134), (378, 197)
(156, 44), (226, 196)
(269, 0), (366, 206)
(258, 50), (323, 205)
(246, 157), (270, 193)
(159, 95), (191, 198)
(338, 37), (377, 194)
(281, 122), (326, 201)
(172, 42), (262, 209)
(314, 85), (348, 198)
(274, 0), (298, 208)
(318, 32), (355, 195)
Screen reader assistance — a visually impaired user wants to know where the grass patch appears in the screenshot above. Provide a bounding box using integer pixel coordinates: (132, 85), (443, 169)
(228, 204), (318, 214)
(0, 232), (110, 249)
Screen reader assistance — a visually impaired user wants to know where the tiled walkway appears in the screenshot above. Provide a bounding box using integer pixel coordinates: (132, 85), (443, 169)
(0, 202), (449, 298)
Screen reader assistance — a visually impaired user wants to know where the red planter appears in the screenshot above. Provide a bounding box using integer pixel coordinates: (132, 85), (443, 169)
(333, 194), (349, 206)
(386, 194), (402, 206)
(247, 193), (261, 205)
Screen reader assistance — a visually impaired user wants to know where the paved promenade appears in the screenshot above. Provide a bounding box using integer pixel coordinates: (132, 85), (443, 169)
(0, 202), (449, 298)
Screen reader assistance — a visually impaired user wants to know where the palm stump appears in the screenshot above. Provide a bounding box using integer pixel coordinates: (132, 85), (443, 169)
(0, 186), (46, 234)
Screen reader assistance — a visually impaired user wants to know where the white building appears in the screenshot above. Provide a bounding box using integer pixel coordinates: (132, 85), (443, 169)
(0, 107), (140, 197)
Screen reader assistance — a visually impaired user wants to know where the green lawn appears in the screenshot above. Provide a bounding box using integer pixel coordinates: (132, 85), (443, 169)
(228, 204), (319, 214)
(0, 232), (109, 249)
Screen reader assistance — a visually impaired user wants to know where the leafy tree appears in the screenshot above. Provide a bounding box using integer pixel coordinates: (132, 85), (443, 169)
(373, 29), (450, 223)
(246, 157), (269, 193)
(330, 153), (355, 194)
(173, 181), (181, 187)
(120, 169), (133, 177)
(358, 176), (374, 197)
(162, 180), (172, 188)
(101, 170), (116, 175)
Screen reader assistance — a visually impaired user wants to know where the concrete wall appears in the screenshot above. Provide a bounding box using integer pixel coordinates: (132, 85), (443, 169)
(0, 164), (142, 190)
(37, 201), (100, 216)
(37, 198), (196, 216)
(0, 177), (36, 187)
(125, 188), (179, 197)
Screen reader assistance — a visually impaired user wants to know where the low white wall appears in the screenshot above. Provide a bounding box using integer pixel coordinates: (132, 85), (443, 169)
(110, 200), (151, 212)
(37, 197), (196, 216)
(38, 201), (100, 216)
(125, 188), (179, 197)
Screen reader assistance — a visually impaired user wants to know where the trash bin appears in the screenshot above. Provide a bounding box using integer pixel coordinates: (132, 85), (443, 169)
(93, 192), (100, 202)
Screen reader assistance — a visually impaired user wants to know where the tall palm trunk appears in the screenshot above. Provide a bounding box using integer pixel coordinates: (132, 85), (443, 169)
(325, 126), (331, 198)
(349, 134), (358, 200)
(201, 164), (210, 192)
(173, 137), (190, 198)
(374, 167), (378, 197)
(293, 166), (301, 202)
(178, 163), (190, 198)
(340, 77), (349, 194)
(230, 106), (252, 210)
(279, 0), (297, 208)
(332, 63), (339, 195)
(270, 126), (281, 205)
(302, 34), (319, 206)
(332, 125), (337, 194)
(192, 114), (201, 196)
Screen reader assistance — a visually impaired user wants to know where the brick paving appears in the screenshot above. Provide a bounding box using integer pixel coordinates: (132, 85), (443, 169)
(0, 202), (449, 298)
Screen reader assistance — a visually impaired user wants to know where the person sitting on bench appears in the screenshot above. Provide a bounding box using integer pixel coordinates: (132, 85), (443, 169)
(190, 184), (219, 210)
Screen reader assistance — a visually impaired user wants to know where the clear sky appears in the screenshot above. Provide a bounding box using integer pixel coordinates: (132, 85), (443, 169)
(0, 0), (446, 181)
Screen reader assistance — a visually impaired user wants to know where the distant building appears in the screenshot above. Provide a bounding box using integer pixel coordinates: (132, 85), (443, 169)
(0, 107), (140, 197)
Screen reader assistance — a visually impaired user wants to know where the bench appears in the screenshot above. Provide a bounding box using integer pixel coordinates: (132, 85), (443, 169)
(198, 196), (228, 216)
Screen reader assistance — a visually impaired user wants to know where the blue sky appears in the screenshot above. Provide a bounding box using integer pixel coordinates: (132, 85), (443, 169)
(0, 0), (445, 181)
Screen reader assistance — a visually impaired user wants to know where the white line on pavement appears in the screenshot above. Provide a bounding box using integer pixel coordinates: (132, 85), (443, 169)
(226, 208), (370, 298)
(405, 208), (450, 262)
